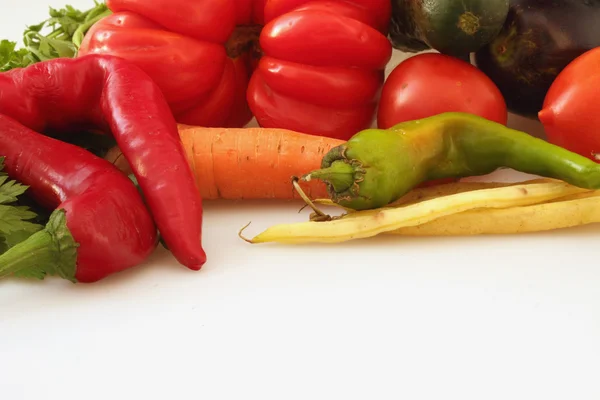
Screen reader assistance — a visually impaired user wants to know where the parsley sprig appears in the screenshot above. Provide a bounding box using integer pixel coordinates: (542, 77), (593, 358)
(0, 157), (44, 254)
(0, 1), (111, 72)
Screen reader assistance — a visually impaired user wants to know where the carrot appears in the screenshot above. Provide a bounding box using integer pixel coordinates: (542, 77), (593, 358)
(176, 124), (344, 200)
(104, 125), (452, 201)
(106, 125), (344, 200)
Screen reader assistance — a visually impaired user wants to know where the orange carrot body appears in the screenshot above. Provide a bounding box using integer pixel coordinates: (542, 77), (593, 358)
(178, 125), (344, 200)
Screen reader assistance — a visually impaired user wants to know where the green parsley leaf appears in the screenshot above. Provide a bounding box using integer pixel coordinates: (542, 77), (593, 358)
(0, 1), (111, 71)
(0, 40), (32, 72)
(0, 157), (44, 254)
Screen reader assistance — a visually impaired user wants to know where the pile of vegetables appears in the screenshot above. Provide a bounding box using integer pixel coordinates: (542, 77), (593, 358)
(1, 0), (600, 284)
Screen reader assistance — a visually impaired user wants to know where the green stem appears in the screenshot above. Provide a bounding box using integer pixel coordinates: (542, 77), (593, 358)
(46, 30), (63, 40)
(72, 8), (112, 49)
(0, 230), (54, 279)
(0, 209), (78, 282)
(304, 160), (357, 193)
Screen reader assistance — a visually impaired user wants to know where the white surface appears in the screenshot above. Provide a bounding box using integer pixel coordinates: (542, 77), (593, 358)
(2, 1), (600, 399)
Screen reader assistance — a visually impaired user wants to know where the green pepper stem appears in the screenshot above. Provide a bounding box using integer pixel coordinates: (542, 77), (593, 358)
(303, 160), (357, 193)
(0, 209), (78, 282)
(72, 8), (113, 49)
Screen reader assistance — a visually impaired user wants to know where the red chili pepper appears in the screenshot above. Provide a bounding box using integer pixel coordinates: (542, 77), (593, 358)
(77, 0), (391, 140)
(0, 114), (158, 283)
(247, 0), (392, 140)
(0, 54), (206, 271)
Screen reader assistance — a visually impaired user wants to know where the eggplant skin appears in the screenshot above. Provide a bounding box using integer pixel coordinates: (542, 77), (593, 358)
(475, 0), (600, 118)
(389, 0), (509, 57)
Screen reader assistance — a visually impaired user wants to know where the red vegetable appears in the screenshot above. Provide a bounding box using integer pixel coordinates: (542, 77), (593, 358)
(248, 0), (392, 139)
(0, 55), (206, 271)
(377, 53), (508, 129)
(79, 0), (391, 140)
(539, 47), (600, 161)
(0, 114), (158, 283)
(78, 0), (265, 128)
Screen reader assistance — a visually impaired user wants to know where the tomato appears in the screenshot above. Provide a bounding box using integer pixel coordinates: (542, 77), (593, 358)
(377, 53), (508, 129)
(539, 47), (600, 161)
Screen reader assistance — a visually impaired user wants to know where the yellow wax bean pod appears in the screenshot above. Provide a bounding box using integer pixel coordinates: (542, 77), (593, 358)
(389, 191), (600, 236)
(241, 181), (591, 245)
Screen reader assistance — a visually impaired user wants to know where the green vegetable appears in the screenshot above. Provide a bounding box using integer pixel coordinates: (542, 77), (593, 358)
(0, 157), (43, 254)
(389, 0), (509, 57)
(0, 1), (111, 72)
(0, 209), (78, 281)
(0, 40), (30, 72)
(303, 112), (600, 211)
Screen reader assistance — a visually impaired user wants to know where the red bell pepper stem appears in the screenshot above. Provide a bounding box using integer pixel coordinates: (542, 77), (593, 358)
(0, 114), (157, 283)
(0, 54), (206, 270)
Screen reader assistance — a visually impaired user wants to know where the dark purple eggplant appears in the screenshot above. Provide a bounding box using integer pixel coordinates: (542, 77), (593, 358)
(474, 0), (600, 119)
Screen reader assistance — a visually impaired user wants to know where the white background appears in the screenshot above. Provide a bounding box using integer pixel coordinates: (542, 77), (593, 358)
(1, 1), (599, 399)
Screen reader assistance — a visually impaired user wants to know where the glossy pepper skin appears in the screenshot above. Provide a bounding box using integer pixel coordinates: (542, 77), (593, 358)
(0, 55), (206, 270)
(78, 0), (266, 128)
(80, 0), (392, 139)
(304, 112), (600, 210)
(0, 114), (158, 283)
(248, 0), (393, 140)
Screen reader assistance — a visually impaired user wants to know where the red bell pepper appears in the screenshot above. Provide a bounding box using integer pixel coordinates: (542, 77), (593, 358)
(77, 0), (392, 140)
(248, 0), (392, 139)
(78, 0), (266, 129)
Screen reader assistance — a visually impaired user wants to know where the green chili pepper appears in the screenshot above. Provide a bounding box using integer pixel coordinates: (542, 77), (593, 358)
(303, 112), (600, 210)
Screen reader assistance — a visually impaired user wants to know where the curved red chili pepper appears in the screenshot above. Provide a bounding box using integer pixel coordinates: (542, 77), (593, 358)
(0, 55), (207, 271)
(0, 114), (158, 283)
